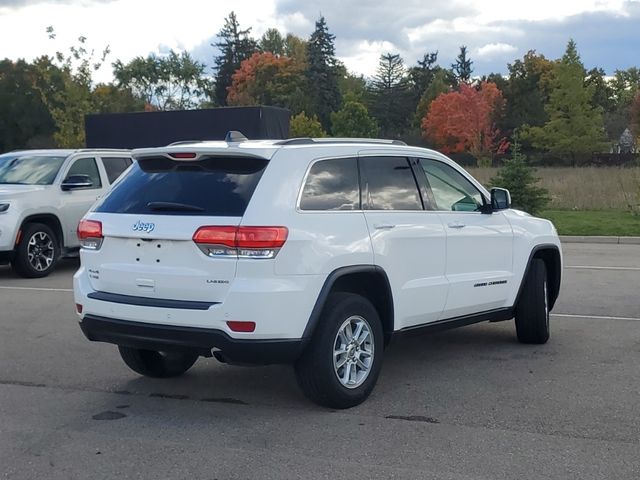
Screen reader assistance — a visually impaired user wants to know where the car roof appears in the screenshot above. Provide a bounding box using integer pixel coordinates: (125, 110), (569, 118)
(132, 137), (445, 161)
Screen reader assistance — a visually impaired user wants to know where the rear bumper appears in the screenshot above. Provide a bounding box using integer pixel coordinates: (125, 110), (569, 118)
(79, 315), (304, 365)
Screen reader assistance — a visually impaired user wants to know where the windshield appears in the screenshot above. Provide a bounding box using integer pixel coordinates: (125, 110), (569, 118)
(0, 154), (67, 185)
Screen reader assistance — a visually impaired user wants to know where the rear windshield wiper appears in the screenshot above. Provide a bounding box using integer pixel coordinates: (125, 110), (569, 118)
(147, 201), (205, 212)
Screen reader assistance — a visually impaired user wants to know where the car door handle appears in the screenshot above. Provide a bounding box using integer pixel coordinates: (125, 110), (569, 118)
(374, 224), (396, 230)
(447, 222), (466, 229)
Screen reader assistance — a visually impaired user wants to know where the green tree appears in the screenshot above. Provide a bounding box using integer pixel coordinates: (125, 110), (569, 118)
(338, 67), (367, 103)
(289, 112), (327, 138)
(330, 101), (378, 137)
(524, 40), (607, 164)
(91, 83), (145, 113)
(212, 11), (257, 106)
(0, 59), (56, 151)
(113, 51), (209, 110)
(284, 34), (308, 65)
(35, 27), (110, 148)
(490, 135), (549, 215)
(605, 67), (640, 141)
(452, 45), (473, 84)
(369, 53), (412, 137)
(502, 51), (554, 137)
(306, 16), (341, 130)
(259, 28), (285, 55)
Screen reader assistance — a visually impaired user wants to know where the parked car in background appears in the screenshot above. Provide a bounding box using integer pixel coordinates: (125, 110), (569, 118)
(0, 149), (132, 277)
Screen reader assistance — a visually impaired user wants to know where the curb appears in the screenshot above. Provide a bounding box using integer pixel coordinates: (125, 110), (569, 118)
(560, 235), (640, 245)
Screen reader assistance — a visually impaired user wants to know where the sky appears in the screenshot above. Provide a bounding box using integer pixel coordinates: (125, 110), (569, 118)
(0, 0), (638, 83)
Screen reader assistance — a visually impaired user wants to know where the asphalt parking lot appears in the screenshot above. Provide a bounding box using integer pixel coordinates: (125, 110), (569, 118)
(1, 243), (639, 479)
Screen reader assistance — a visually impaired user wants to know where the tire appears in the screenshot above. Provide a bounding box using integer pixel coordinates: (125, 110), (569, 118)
(295, 292), (384, 409)
(12, 223), (60, 278)
(515, 258), (550, 344)
(118, 346), (198, 378)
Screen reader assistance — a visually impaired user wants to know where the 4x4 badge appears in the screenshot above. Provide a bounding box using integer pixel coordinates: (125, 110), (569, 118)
(132, 220), (155, 233)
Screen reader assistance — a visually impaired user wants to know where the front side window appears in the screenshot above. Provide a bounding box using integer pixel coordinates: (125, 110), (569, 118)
(66, 157), (102, 189)
(0, 154), (66, 185)
(360, 156), (422, 210)
(300, 158), (360, 210)
(419, 159), (484, 212)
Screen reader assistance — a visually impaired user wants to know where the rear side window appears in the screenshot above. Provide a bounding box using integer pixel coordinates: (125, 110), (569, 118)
(360, 156), (422, 210)
(96, 156), (268, 216)
(300, 158), (360, 210)
(102, 157), (132, 184)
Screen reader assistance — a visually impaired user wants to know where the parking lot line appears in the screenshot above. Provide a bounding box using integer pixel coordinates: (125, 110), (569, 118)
(552, 313), (640, 321)
(566, 265), (640, 271)
(0, 285), (73, 292)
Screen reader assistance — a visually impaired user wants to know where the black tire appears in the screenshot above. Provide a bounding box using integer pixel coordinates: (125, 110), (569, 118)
(515, 258), (550, 344)
(295, 292), (384, 409)
(118, 346), (198, 378)
(12, 223), (60, 278)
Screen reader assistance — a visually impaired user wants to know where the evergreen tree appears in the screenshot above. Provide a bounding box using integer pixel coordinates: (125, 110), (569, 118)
(212, 11), (257, 106)
(524, 40), (607, 164)
(408, 51), (439, 101)
(259, 28), (285, 56)
(306, 16), (341, 130)
(491, 135), (549, 215)
(452, 45), (473, 84)
(414, 68), (450, 128)
(369, 53), (412, 137)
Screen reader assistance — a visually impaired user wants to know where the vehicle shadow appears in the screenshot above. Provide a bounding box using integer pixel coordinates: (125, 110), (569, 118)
(0, 258), (79, 280)
(105, 321), (530, 412)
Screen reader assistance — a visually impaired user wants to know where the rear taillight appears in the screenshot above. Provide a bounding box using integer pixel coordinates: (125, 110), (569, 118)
(77, 219), (103, 250)
(193, 226), (288, 259)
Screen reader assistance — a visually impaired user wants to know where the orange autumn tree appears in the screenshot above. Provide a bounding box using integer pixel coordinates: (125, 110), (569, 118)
(422, 82), (507, 163)
(227, 51), (305, 109)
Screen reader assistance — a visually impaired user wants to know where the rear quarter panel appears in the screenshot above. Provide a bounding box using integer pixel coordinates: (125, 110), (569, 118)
(242, 147), (374, 277)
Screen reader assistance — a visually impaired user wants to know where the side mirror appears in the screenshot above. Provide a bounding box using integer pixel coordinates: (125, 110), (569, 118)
(491, 188), (511, 210)
(61, 174), (93, 191)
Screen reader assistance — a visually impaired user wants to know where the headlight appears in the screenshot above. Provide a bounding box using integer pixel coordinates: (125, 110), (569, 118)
(0, 203), (9, 213)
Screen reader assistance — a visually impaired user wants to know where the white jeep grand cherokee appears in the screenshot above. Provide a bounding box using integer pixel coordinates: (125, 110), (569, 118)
(74, 135), (562, 408)
(0, 149), (132, 277)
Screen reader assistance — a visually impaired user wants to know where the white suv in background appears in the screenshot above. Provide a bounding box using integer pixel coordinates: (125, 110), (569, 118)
(0, 150), (132, 277)
(74, 135), (562, 408)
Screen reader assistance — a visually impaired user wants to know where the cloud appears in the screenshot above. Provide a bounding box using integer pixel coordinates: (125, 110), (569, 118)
(476, 43), (518, 59)
(0, 0), (114, 9)
(0, 0), (639, 83)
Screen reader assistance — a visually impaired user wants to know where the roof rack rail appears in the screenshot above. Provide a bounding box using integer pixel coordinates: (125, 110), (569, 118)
(276, 138), (407, 146)
(167, 140), (202, 146)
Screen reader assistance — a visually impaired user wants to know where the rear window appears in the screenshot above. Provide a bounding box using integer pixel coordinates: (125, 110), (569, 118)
(95, 156), (268, 216)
